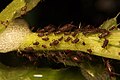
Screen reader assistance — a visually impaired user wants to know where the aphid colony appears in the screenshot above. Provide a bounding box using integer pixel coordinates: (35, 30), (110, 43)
(20, 22), (119, 77)
(23, 23), (111, 56)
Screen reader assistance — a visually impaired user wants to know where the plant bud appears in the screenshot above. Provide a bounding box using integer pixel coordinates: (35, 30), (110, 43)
(0, 19), (31, 53)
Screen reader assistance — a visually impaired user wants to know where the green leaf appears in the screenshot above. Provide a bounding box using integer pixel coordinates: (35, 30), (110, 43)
(0, 63), (86, 80)
(0, 0), (41, 33)
(99, 12), (120, 30)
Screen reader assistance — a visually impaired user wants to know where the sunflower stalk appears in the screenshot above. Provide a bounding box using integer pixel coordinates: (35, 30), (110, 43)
(20, 27), (120, 60)
(0, 18), (119, 61)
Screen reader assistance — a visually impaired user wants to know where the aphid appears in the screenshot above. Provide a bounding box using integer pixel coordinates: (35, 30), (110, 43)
(109, 26), (116, 31)
(42, 37), (49, 41)
(72, 31), (78, 37)
(38, 33), (44, 37)
(59, 23), (75, 32)
(30, 26), (35, 31)
(102, 39), (109, 48)
(48, 27), (55, 33)
(87, 49), (92, 53)
(0, 20), (9, 28)
(24, 47), (34, 52)
(82, 28), (98, 35)
(50, 40), (59, 46)
(99, 31), (110, 38)
(20, 5), (27, 15)
(102, 58), (120, 77)
(82, 42), (86, 45)
(72, 28), (81, 37)
(71, 56), (81, 63)
(76, 51), (84, 57)
(64, 32), (71, 35)
(96, 28), (105, 32)
(86, 55), (93, 61)
(58, 36), (63, 41)
(71, 38), (79, 43)
(64, 50), (72, 54)
(118, 52), (120, 55)
(42, 45), (47, 48)
(84, 25), (91, 29)
(33, 41), (39, 45)
(44, 24), (54, 31)
(45, 32), (50, 35)
(64, 37), (71, 42)
(36, 29), (45, 33)
(57, 51), (64, 58)
(54, 31), (61, 35)
(51, 55), (59, 62)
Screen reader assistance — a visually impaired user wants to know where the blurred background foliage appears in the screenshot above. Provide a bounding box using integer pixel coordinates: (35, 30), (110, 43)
(0, 0), (120, 28)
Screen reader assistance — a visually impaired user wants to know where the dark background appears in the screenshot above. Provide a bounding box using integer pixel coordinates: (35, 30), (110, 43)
(0, 0), (120, 27)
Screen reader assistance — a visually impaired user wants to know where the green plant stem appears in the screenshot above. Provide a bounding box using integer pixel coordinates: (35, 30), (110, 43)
(19, 30), (120, 60)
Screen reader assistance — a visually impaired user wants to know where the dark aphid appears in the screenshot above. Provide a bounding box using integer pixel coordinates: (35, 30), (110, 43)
(54, 31), (61, 35)
(21, 5), (27, 11)
(64, 50), (72, 54)
(0, 21), (3, 24)
(20, 53), (37, 62)
(58, 36), (63, 41)
(64, 37), (71, 42)
(118, 52), (120, 55)
(42, 37), (49, 41)
(51, 56), (59, 62)
(86, 54), (93, 61)
(44, 24), (55, 31)
(57, 51), (63, 58)
(20, 6), (27, 15)
(72, 31), (78, 37)
(45, 32), (50, 36)
(36, 29), (45, 33)
(42, 45), (47, 48)
(102, 39), (109, 48)
(33, 41), (39, 45)
(87, 49), (92, 53)
(59, 23), (75, 32)
(71, 38), (79, 43)
(38, 33), (44, 37)
(97, 28), (106, 33)
(24, 47), (34, 52)
(67, 52), (81, 63)
(102, 58), (119, 77)
(72, 29), (80, 37)
(30, 26), (35, 31)
(64, 32), (71, 35)
(54, 31), (60, 35)
(84, 25), (91, 29)
(82, 28), (98, 35)
(99, 31), (110, 38)
(76, 51), (84, 57)
(82, 42), (86, 45)
(50, 40), (59, 46)
(0, 20), (9, 28)
(109, 26), (116, 31)
(48, 27), (55, 33)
